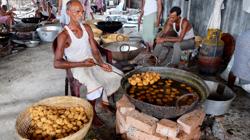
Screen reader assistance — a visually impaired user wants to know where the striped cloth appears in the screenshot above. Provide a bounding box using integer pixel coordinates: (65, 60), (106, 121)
(231, 30), (250, 81)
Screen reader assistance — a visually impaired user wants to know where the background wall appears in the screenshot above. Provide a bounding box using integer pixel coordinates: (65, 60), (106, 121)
(164, 0), (250, 37)
(130, 0), (250, 37)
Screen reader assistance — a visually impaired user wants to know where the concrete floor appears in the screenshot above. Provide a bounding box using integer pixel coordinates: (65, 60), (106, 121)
(0, 44), (65, 139)
(0, 43), (250, 140)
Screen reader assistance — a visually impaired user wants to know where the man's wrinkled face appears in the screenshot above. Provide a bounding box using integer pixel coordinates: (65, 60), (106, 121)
(67, 2), (85, 23)
(168, 12), (179, 23)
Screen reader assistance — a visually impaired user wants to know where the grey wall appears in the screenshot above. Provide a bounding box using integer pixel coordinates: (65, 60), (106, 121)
(128, 0), (140, 9)
(163, 0), (250, 37)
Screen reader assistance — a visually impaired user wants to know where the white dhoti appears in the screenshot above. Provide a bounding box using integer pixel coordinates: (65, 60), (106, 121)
(71, 65), (122, 103)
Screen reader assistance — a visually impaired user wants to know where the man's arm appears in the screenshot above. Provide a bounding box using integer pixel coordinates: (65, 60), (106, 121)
(0, 10), (4, 16)
(58, 0), (62, 15)
(156, 0), (163, 27)
(138, 0), (145, 31)
(84, 24), (112, 72)
(85, 25), (104, 65)
(54, 30), (95, 69)
(164, 19), (189, 42)
(4, 7), (16, 15)
(48, 5), (52, 20)
(156, 19), (172, 43)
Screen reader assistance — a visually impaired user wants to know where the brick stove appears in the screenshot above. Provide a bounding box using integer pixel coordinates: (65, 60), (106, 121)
(115, 95), (206, 140)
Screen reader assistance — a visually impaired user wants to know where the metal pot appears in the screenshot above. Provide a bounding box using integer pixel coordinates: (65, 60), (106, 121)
(204, 81), (236, 116)
(36, 25), (62, 42)
(119, 67), (209, 119)
(13, 23), (38, 32)
(24, 40), (40, 48)
(21, 17), (41, 24)
(101, 41), (145, 61)
(0, 33), (10, 43)
(95, 21), (123, 33)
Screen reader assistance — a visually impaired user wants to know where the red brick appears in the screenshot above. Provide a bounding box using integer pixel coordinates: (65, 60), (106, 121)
(116, 110), (129, 134)
(126, 110), (159, 134)
(126, 127), (167, 140)
(156, 119), (179, 138)
(116, 95), (135, 114)
(192, 129), (201, 140)
(169, 127), (200, 140)
(177, 108), (205, 134)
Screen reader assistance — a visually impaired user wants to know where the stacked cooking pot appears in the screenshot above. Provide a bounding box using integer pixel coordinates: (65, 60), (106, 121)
(13, 17), (41, 32)
(0, 24), (10, 45)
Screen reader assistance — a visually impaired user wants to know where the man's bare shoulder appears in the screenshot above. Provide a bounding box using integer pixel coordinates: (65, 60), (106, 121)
(83, 24), (92, 32)
(57, 29), (71, 49)
(83, 24), (94, 38)
(182, 18), (191, 24)
(57, 29), (69, 41)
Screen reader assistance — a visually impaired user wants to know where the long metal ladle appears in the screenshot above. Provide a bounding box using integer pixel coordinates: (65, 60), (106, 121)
(94, 63), (124, 77)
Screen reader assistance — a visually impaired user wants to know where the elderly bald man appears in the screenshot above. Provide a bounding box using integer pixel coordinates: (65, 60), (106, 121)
(54, 0), (123, 126)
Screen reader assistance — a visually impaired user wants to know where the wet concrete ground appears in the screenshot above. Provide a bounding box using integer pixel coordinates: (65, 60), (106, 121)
(0, 43), (250, 140)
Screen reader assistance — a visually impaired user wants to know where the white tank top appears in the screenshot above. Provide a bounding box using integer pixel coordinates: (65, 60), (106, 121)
(143, 0), (157, 16)
(64, 24), (93, 62)
(173, 18), (195, 40)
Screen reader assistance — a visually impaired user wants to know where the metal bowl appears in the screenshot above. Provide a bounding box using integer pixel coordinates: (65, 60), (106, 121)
(102, 41), (145, 61)
(24, 40), (40, 48)
(204, 80), (236, 116)
(119, 67), (209, 119)
(36, 25), (62, 42)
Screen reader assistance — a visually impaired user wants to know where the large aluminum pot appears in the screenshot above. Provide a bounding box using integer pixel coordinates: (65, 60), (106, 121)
(102, 41), (145, 61)
(36, 25), (62, 42)
(204, 81), (236, 116)
(119, 67), (209, 119)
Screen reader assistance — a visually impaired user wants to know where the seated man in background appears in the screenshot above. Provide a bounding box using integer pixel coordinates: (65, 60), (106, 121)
(154, 6), (195, 66)
(0, 1), (14, 31)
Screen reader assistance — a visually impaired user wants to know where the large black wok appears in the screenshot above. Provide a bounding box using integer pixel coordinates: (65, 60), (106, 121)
(119, 67), (209, 119)
(96, 21), (123, 33)
(21, 17), (41, 24)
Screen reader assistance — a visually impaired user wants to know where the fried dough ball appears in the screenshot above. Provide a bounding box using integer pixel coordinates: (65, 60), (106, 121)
(128, 72), (161, 86)
(28, 105), (89, 139)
